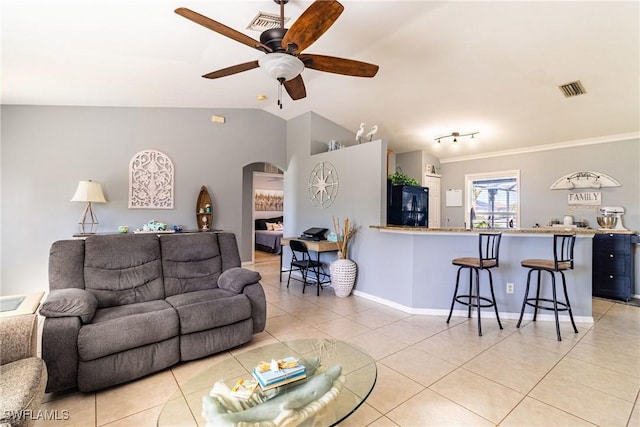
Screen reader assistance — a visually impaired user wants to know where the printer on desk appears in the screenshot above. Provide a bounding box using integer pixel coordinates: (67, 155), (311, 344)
(299, 227), (328, 241)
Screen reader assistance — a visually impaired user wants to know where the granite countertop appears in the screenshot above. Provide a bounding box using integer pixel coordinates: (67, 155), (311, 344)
(370, 225), (637, 235)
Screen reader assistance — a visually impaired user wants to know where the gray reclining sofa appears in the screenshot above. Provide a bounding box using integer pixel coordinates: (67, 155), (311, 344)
(39, 232), (266, 393)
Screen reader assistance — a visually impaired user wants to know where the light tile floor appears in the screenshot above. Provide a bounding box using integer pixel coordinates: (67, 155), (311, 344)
(35, 254), (640, 426)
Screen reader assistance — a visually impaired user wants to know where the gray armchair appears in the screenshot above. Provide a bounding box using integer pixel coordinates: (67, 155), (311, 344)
(0, 314), (48, 427)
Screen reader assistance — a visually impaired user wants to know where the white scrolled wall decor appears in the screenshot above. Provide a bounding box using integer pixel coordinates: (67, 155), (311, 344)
(128, 149), (174, 209)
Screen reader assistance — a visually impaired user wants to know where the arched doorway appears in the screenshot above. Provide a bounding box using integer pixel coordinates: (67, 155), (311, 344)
(241, 162), (284, 265)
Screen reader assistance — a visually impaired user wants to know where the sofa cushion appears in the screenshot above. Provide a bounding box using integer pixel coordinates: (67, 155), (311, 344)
(180, 320), (253, 361)
(90, 299), (172, 323)
(84, 234), (164, 308)
(78, 301), (178, 361)
(39, 288), (98, 323)
(165, 289), (252, 335)
(160, 233), (223, 297)
(77, 338), (180, 392)
(0, 315), (38, 365)
(0, 357), (47, 426)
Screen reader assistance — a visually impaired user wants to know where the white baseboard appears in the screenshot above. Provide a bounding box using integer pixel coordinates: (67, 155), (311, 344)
(352, 290), (594, 323)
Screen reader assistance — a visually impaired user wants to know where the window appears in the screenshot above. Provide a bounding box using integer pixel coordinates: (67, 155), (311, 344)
(465, 170), (520, 229)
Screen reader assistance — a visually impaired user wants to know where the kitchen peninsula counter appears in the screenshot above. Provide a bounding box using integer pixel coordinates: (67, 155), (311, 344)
(370, 225), (636, 235)
(350, 225), (634, 324)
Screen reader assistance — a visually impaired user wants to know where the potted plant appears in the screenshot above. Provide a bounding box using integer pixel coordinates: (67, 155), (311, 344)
(388, 171), (420, 187)
(330, 217), (358, 297)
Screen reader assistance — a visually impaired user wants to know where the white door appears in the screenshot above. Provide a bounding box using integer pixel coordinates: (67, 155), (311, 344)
(423, 174), (441, 228)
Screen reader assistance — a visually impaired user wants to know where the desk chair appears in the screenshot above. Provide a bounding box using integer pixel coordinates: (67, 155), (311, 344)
(517, 234), (578, 341)
(447, 232), (503, 336)
(287, 240), (323, 295)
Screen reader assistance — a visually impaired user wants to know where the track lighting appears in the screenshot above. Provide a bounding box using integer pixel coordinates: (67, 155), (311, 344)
(435, 131), (479, 144)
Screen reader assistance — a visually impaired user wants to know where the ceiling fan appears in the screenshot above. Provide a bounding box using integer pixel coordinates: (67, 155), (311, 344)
(175, 0), (379, 108)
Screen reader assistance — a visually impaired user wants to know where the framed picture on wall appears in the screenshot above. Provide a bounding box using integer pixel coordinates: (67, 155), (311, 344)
(255, 190), (284, 211)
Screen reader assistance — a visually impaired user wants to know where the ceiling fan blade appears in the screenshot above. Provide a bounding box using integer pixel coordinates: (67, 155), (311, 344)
(202, 61), (260, 79)
(299, 54), (379, 77)
(281, 1), (344, 54)
(175, 8), (272, 53)
(283, 75), (307, 100)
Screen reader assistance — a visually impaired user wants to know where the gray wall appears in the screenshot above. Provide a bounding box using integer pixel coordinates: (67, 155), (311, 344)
(441, 140), (639, 230)
(440, 138), (640, 295)
(284, 128), (640, 307)
(1, 105), (286, 295)
(355, 138), (639, 311)
(395, 150), (441, 181)
(284, 112), (386, 282)
(2, 105), (638, 304)
(395, 150), (422, 180)
(364, 231), (594, 318)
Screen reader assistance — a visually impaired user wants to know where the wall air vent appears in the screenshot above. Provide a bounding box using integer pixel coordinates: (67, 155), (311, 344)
(247, 11), (290, 32)
(559, 80), (587, 98)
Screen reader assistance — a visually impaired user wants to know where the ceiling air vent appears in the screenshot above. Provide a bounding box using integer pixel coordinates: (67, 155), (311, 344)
(559, 80), (587, 98)
(247, 11), (290, 32)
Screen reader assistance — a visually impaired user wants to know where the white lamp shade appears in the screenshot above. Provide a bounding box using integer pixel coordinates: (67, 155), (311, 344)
(258, 53), (304, 81)
(71, 180), (106, 203)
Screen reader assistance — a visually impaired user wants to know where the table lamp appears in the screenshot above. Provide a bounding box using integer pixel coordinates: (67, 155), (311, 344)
(71, 180), (107, 234)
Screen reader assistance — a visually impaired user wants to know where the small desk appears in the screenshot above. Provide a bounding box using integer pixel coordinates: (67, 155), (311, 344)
(280, 237), (339, 293)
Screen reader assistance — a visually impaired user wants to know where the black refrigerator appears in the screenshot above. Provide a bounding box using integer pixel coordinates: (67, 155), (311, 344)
(387, 183), (429, 227)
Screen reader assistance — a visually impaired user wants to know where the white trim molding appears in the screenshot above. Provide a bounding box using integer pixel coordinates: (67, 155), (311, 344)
(440, 132), (639, 164)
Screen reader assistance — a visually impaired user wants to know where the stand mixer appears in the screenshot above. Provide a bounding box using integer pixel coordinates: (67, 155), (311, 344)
(598, 206), (627, 230)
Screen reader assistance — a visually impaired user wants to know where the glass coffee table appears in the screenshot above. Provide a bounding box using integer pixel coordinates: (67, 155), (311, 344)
(157, 339), (377, 426)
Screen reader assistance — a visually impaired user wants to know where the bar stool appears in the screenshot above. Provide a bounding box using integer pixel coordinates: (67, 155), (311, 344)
(517, 234), (578, 341)
(446, 232), (503, 336)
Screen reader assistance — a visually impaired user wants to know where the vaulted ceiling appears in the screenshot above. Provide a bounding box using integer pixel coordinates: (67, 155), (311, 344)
(2, 1), (638, 160)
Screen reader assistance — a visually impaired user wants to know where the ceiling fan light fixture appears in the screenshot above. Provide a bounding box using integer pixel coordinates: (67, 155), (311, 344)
(259, 53), (304, 81)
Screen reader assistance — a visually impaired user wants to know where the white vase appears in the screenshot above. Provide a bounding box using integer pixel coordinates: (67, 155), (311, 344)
(330, 259), (357, 297)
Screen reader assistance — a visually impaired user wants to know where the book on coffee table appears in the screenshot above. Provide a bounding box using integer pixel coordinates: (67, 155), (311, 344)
(252, 369), (306, 390)
(230, 378), (258, 399)
(252, 357), (306, 390)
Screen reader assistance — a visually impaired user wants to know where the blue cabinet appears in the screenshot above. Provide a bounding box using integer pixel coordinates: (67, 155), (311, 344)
(592, 233), (636, 301)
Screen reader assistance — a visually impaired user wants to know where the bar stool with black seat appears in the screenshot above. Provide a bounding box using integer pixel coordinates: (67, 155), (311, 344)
(446, 232), (503, 336)
(517, 233), (578, 341)
(287, 239), (324, 295)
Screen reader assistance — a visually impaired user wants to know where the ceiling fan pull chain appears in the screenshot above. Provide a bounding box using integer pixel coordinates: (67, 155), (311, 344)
(277, 78), (284, 109)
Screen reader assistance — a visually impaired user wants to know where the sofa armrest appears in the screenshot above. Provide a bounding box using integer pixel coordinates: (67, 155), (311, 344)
(218, 267), (261, 294)
(42, 317), (81, 393)
(39, 288), (97, 323)
(0, 314), (38, 365)
(242, 282), (267, 333)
